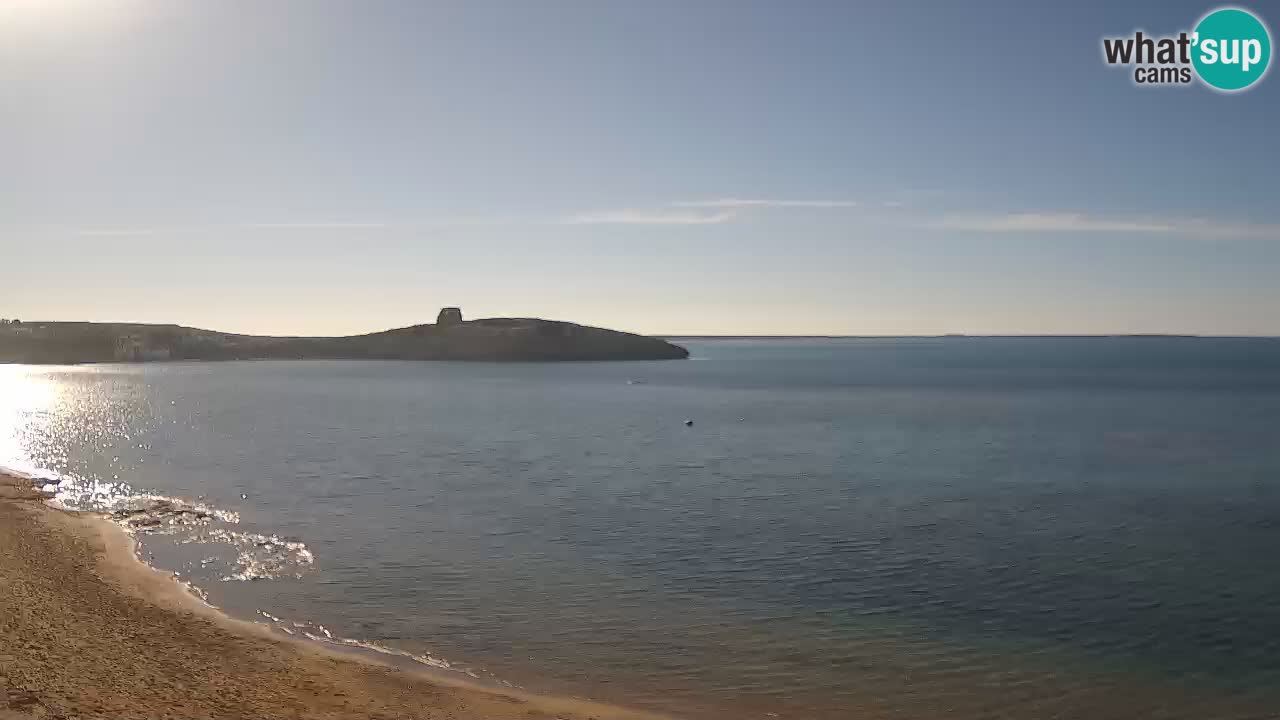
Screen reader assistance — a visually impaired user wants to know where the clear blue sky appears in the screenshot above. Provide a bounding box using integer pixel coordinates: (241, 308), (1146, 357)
(4, 0), (1278, 335)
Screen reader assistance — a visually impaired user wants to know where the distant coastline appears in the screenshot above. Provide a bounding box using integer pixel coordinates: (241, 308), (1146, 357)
(665, 334), (1232, 340)
(0, 308), (689, 364)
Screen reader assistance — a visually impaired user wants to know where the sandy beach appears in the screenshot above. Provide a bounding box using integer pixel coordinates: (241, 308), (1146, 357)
(0, 472), (668, 720)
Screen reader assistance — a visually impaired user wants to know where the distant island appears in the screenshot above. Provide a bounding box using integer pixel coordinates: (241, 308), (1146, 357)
(0, 308), (689, 364)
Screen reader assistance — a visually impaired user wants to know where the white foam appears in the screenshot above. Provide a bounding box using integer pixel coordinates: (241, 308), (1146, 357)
(5, 461), (312, 584)
(244, 607), (511, 683)
(6, 463), (507, 693)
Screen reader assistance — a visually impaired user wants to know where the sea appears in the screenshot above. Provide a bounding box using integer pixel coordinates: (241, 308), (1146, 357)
(4, 337), (1280, 719)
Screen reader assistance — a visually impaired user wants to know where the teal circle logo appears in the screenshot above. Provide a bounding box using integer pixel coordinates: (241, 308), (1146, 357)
(1192, 7), (1272, 91)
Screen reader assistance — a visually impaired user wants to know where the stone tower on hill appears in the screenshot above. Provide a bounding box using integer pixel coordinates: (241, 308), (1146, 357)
(436, 307), (463, 326)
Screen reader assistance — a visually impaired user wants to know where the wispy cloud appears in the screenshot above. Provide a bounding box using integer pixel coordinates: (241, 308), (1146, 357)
(72, 222), (394, 236)
(563, 197), (862, 225)
(939, 213), (1175, 233)
(76, 228), (161, 237)
(242, 222), (392, 230)
(68, 200), (865, 235)
(561, 209), (737, 226)
(1155, 218), (1280, 239)
(74, 207), (1272, 241)
(937, 213), (1280, 238)
(672, 198), (859, 209)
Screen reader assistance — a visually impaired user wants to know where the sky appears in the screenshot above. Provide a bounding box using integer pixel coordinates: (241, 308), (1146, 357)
(3, 0), (1279, 336)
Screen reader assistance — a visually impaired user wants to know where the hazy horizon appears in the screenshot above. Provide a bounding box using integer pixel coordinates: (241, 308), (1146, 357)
(13, 316), (1280, 340)
(5, 1), (1279, 336)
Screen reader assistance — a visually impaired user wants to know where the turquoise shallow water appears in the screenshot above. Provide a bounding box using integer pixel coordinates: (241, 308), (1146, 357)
(4, 337), (1280, 719)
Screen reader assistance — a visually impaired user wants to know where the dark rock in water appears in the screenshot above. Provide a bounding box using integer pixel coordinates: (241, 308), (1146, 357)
(110, 498), (216, 531)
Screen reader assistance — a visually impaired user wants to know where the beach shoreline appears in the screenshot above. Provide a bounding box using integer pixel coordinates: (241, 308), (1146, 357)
(0, 471), (673, 720)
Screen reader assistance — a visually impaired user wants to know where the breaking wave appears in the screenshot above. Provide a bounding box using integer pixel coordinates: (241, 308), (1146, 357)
(4, 464), (313, 583)
(5, 465), (494, 686)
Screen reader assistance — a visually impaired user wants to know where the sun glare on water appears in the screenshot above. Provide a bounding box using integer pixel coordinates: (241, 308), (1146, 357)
(0, 366), (59, 475)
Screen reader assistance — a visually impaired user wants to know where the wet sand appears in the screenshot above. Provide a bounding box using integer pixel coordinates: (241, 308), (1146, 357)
(0, 472), (670, 720)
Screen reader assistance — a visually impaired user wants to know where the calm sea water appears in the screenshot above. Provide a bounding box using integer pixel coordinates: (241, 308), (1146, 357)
(5, 338), (1280, 719)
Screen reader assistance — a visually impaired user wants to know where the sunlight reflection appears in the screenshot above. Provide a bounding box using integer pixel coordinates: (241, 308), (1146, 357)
(0, 365), (59, 475)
